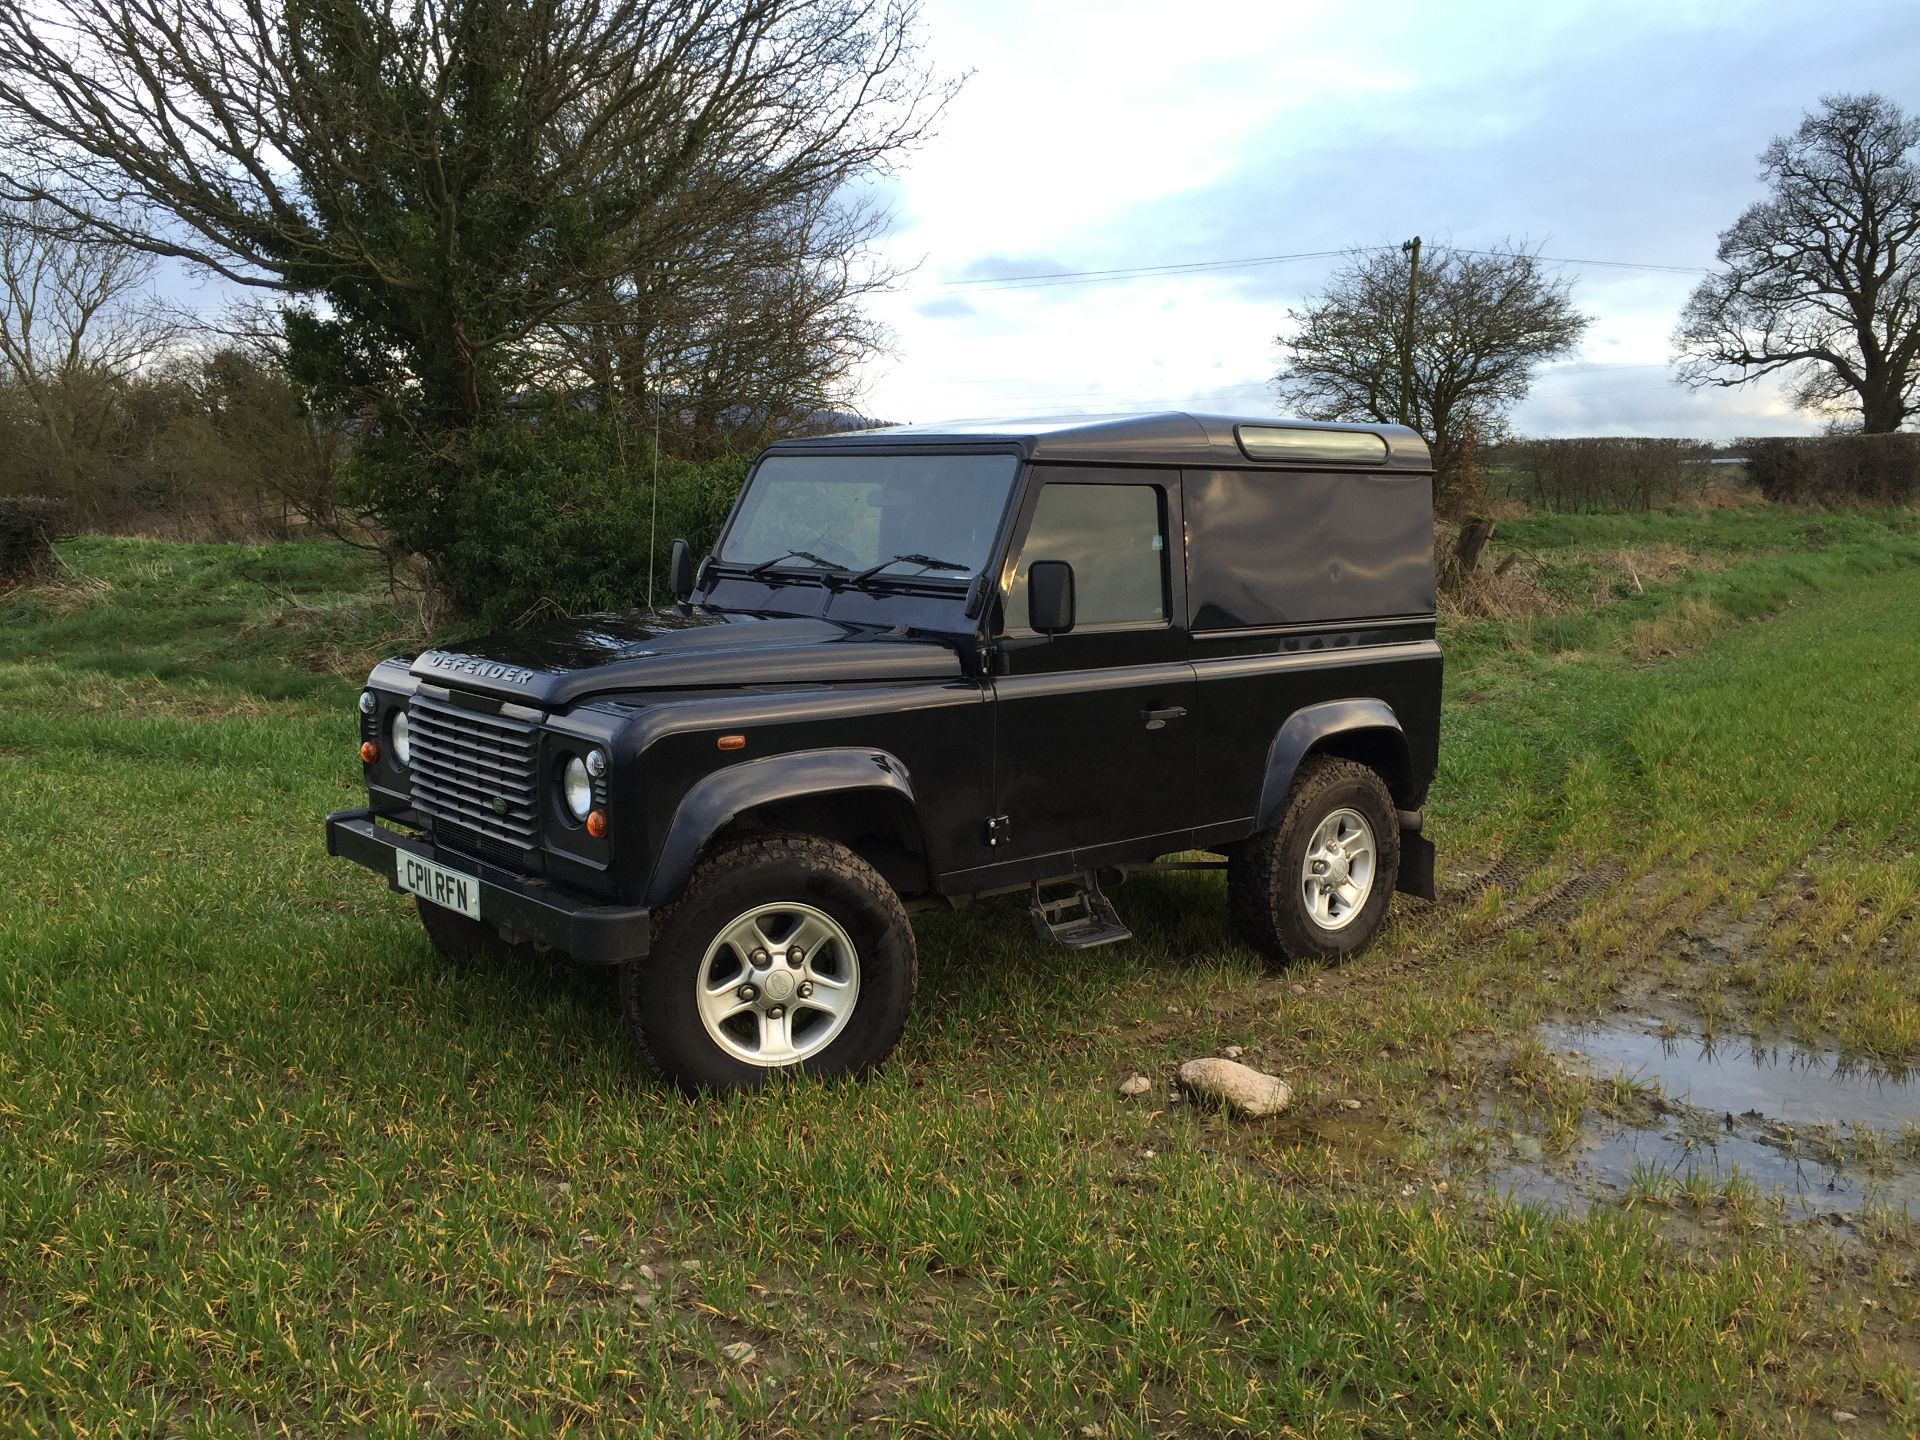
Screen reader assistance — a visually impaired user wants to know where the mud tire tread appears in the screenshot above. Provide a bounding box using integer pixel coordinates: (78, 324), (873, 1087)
(621, 831), (917, 1092)
(1227, 755), (1400, 968)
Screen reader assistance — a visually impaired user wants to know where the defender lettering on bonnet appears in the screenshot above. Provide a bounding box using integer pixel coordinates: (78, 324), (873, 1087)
(326, 412), (1443, 1095)
(423, 652), (537, 686)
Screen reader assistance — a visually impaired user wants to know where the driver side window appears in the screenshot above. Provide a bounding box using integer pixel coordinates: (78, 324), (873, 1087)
(1008, 482), (1168, 630)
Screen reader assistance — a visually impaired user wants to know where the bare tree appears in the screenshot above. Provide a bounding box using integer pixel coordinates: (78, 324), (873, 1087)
(1675, 94), (1920, 433)
(544, 185), (895, 454)
(1275, 243), (1589, 509)
(149, 342), (353, 526)
(0, 199), (177, 491)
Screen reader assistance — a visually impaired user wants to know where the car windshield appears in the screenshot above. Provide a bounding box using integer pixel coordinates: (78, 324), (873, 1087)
(718, 453), (1021, 580)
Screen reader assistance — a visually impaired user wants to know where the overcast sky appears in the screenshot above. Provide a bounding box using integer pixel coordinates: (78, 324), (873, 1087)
(850, 0), (1920, 438)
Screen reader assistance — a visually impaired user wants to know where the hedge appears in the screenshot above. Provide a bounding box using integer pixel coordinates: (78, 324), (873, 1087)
(1740, 433), (1920, 505)
(1494, 437), (1715, 512)
(0, 496), (70, 580)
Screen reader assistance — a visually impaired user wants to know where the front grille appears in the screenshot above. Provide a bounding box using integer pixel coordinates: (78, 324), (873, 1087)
(434, 821), (533, 872)
(407, 692), (542, 857)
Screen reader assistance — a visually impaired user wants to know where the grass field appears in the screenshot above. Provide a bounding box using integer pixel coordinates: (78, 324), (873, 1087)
(3, 510), (1920, 1436)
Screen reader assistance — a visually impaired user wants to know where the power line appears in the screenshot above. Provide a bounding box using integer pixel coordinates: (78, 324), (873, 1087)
(927, 245), (1710, 294)
(1535, 362), (1675, 375)
(1456, 249), (1707, 277)
(902, 363), (1676, 389)
(880, 366), (1681, 410)
(1524, 383), (1698, 401)
(869, 385), (1277, 411)
(932, 249), (1351, 292)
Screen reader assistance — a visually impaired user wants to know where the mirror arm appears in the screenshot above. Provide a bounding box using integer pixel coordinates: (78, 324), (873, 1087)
(994, 634), (1052, 654)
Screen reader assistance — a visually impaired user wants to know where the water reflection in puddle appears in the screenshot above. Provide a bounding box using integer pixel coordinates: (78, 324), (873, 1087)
(1489, 1018), (1920, 1221)
(1543, 1021), (1920, 1131)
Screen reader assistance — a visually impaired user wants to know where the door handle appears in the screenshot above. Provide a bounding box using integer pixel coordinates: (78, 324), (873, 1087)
(1141, 704), (1188, 730)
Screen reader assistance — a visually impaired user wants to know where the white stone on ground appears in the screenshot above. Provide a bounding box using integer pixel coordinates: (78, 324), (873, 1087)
(1177, 1058), (1293, 1118)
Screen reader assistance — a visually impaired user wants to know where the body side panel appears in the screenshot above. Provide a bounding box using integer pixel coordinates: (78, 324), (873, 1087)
(1186, 638), (1444, 826)
(605, 679), (992, 906)
(1178, 458), (1440, 827)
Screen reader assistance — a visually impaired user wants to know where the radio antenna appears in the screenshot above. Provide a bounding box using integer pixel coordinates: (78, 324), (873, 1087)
(646, 377), (662, 607)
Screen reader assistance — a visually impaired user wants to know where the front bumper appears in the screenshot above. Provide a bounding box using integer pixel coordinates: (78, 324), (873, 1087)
(325, 808), (651, 963)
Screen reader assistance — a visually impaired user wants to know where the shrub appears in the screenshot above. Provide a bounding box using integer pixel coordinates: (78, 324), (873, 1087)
(1740, 434), (1920, 505)
(425, 406), (749, 626)
(1496, 437), (1715, 512)
(0, 495), (70, 580)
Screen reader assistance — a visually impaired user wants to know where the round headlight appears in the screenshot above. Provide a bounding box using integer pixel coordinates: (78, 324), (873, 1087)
(358, 689), (377, 715)
(389, 709), (411, 767)
(562, 756), (593, 822)
(584, 747), (608, 779)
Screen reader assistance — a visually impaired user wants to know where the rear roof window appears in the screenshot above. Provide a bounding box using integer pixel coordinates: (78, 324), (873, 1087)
(1235, 425), (1389, 465)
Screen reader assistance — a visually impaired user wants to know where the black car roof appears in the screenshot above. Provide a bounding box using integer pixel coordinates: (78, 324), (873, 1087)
(763, 412), (1432, 472)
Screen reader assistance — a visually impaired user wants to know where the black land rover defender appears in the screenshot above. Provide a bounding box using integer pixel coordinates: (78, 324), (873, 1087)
(327, 413), (1440, 1090)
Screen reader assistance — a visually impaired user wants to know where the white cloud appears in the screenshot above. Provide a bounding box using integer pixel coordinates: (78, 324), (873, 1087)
(853, 0), (1920, 439)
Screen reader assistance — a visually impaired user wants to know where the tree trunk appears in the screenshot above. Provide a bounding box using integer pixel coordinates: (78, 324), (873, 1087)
(1862, 387), (1905, 433)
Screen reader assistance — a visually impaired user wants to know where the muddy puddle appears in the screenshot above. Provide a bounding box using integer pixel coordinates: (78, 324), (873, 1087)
(1488, 1018), (1920, 1222)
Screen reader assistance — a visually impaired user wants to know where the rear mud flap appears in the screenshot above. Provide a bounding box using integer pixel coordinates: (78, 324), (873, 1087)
(1396, 831), (1436, 901)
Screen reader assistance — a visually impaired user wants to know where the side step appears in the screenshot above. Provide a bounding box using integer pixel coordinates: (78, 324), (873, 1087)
(1029, 871), (1133, 949)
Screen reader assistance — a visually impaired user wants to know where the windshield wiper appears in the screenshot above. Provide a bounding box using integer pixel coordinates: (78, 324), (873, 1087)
(748, 548), (845, 579)
(848, 552), (971, 588)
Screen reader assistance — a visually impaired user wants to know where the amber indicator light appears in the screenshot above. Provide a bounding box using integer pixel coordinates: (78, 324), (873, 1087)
(359, 740), (379, 765)
(586, 809), (609, 839)
(717, 734), (746, 751)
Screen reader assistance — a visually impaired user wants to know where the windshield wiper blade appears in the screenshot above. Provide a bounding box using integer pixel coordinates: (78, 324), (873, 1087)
(849, 552), (970, 587)
(748, 548), (844, 579)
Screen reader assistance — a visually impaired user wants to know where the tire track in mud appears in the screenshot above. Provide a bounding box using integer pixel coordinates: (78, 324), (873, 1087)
(1485, 864), (1622, 935)
(1382, 855), (1530, 938)
(1404, 855), (1621, 937)
(1381, 850), (1629, 972)
(1444, 855), (1537, 908)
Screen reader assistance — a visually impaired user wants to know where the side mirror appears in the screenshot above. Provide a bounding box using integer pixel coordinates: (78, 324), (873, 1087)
(1026, 560), (1075, 635)
(669, 538), (694, 601)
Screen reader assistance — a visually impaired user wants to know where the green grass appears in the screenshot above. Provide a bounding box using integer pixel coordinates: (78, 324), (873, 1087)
(3, 518), (1920, 1435)
(0, 537), (425, 702)
(1443, 507), (1920, 667)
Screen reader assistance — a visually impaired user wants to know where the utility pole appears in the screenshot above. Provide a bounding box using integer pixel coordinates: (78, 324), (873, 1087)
(1399, 235), (1421, 428)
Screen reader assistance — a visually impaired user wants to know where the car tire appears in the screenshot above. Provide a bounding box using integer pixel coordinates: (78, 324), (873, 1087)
(622, 831), (917, 1092)
(415, 896), (539, 966)
(1227, 755), (1400, 968)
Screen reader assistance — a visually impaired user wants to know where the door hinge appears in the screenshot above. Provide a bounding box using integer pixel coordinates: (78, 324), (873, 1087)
(985, 815), (1012, 848)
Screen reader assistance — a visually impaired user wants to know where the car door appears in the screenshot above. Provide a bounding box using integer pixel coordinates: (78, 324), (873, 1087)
(989, 466), (1197, 867)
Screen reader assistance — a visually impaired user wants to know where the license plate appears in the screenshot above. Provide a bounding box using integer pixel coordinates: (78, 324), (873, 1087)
(397, 852), (481, 920)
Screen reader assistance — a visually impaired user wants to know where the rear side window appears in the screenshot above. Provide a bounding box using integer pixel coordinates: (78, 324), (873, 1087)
(1009, 483), (1167, 628)
(1184, 468), (1434, 629)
